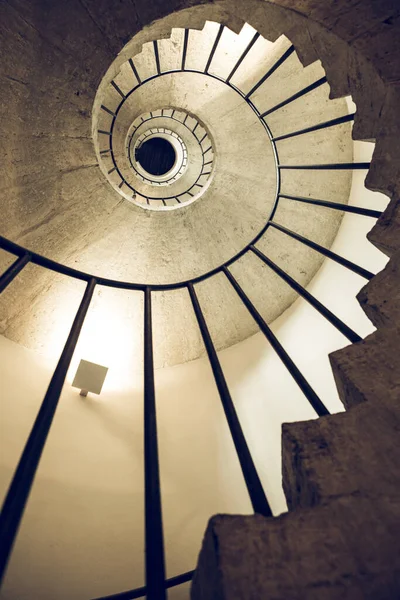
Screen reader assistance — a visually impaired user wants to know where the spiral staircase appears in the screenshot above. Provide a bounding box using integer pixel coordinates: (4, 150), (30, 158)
(0, 1), (399, 599)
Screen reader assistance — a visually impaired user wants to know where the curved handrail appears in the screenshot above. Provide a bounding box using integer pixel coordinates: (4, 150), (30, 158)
(128, 124), (187, 187)
(91, 569), (194, 600)
(100, 92), (215, 205)
(99, 66), (278, 205)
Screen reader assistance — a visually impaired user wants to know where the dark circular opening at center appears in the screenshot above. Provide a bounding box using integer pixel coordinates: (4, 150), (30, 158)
(135, 137), (176, 176)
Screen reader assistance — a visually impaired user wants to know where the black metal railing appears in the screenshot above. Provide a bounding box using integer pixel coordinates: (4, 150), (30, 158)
(0, 21), (383, 600)
(100, 108), (213, 206)
(127, 125), (187, 186)
(99, 72), (216, 207)
(96, 25), (366, 217)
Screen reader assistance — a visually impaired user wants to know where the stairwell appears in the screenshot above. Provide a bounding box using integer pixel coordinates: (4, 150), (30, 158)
(0, 1), (399, 599)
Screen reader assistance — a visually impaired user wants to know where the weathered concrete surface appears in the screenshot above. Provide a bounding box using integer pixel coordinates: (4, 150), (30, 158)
(357, 251), (400, 329)
(329, 329), (400, 411)
(368, 195), (400, 257)
(191, 501), (400, 600)
(365, 83), (400, 196)
(190, 1), (400, 597)
(193, 379), (400, 598)
(0, 15), (352, 366)
(282, 401), (400, 510)
(365, 83), (400, 257)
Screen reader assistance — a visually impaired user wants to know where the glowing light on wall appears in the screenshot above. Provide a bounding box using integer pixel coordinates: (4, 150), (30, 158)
(32, 277), (144, 392)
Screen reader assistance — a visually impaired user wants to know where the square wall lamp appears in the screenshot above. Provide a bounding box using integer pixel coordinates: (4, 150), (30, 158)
(72, 359), (108, 397)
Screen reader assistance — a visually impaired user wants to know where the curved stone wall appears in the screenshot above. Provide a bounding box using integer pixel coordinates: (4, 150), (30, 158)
(0, 13), (354, 367)
(0, 0), (399, 598)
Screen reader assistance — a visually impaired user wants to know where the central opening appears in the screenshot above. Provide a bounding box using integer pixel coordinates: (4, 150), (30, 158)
(135, 137), (176, 176)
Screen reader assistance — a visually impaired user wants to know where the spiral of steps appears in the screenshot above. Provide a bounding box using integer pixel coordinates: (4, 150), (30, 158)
(0, 1), (399, 599)
(0, 20), (357, 369)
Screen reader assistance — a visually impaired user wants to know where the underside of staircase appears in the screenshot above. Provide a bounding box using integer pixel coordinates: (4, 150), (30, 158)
(0, 1), (399, 599)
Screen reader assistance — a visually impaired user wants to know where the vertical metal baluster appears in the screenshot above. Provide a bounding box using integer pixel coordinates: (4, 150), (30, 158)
(249, 246), (362, 343)
(260, 76), (327, 117)
(153, 40), (161, 75)
(269, 221), (374, 280)
(272, 113), (355, 142)
(100, 105), (117, 118)
(110, 80), (126, 99)
(0, 254), (31, 294)
(278, 162), (371, 170)
(181, 29), (189, 71)
(278, 193), (382, 218)
(188, 283), (272, 517)
(222, 268), (329, 417)
(0, 277), (96, 585)
(129, 58), (142, 85)
(245, 45), (295, 99)
(144, 288), (167, 600)
(204, 24), (224, 73)
(226, 32), (260, 83)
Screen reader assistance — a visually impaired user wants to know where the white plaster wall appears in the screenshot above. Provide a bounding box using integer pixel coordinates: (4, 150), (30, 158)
(0, 332), (253, 600)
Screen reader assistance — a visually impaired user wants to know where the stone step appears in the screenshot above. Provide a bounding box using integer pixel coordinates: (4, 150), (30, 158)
(191, 496), (400, 600)
(282, 400), (400, 511)
(330, 328), (400, 410)
(357, 250), (400, 329)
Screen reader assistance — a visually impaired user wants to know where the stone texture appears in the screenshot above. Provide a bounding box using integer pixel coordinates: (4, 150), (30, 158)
(0, 14), (352, 367)
(189, 0), (400, 581)
(365, 83), (400, 198)
(357, 250), (400, 329)
(192, 500), (400, 600)
(346, 49), (387, 142)
(329, 329), (400, 410)
(368, 195), (400, 257)
(193, 360), (400, 598)
(350, 11), (400, 84)
(282, 401), (400, 511)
